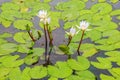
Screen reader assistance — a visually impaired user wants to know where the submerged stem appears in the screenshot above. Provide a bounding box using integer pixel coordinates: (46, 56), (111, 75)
(77, 30), (85, 55)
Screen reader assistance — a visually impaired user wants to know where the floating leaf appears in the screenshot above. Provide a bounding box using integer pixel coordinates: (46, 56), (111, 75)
(8, 68), (22, 80)
(24, 54), (39, 65)
(48, 62), (72, 78)
(108, 68), (120, 80)
(64, 21), (78, 29)
(98, 0), (106, 2)
(0, 10), (21, 21)
(55, 1), (85, 11)
(102, 30), (120, 37)
(91, 57), (112, 69)
(0, 66), (11, 78)
(13, 20), (33, 30)
(100, 74), (116, 80)
(110, 10), (120, 16)
(1, 19), (12, 28)
(0, 39), (8, 45)
(44, 0), (52, 3)
(0, 55), (24, 67)
(64, 75), (81, 80)
(86, 30), (102, 41)
(1, 2), (20, 11)
(91, 3), (112, 15)
(0, 43), (17, 55)
(0, 33), (12, 38)
(67, 56), (90, 70)
(48, 77), (58, 80)
(110, 0), (119, 3)
(30, 66), (47, 79)
(32, 48), (44, 56)
(76, 70), (96, 80)
(14, 32), (31, 43)
(22, 67), (31, 80)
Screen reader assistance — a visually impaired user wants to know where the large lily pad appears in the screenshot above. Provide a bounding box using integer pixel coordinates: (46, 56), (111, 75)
(48, 62), (72, 78)
(67, 56), (90, 70)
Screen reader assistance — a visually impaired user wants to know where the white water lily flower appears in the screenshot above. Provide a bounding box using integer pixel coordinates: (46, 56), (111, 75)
(77, 21), (90, 31)
(38, 10), (50, 24)
(38, 10), (48, 19)
(66, 27), (77, 37)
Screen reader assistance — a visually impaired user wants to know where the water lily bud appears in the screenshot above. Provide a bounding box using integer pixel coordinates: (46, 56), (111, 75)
(66, 27), (76, 37)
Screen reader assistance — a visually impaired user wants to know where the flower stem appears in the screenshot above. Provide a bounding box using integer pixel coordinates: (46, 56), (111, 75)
(46, 25), (53, 64)
(27, 31), (36, 42)
(44, 24), (48, 62)
(67, 36), (72, 46)
(77, 30), (85, 55)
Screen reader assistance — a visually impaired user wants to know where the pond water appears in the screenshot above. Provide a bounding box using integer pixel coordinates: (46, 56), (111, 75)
(0, 0), (120, 80)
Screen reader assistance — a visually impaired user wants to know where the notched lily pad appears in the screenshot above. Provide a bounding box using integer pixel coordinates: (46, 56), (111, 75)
(67, 56), (90, 70)
(91, 3), (112, 15)
(14, 32), (31, 43)
(91, 57), (112, 69)
(30, 66), (47, 79)
(13, 20), (33, 30)
(48, 62), (72, 78)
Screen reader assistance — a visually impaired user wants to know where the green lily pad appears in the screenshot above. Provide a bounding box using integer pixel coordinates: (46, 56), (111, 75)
(102, 30), (120, 37)
(0, 33), (12, 38)
(0, 66), (11, 78)
(30, 66), (47, 79)
(24, 54), (39, 65)
(91, 57), (112, 69)
(0, 55), (24, 68)
(48, 77), (58, 80)
(0, 10), (21, 21)
(22, 67), (31, 80)
(0, 39), (8, 45)
(98, 0), (106, 2)
(110, 10), (120, 16)
(108, 68), (120, 79)
(13, 20), (33, 30)
(55, 0), (85, 11)
(64, 75), (81, 80)
(76, 70), (96, 80)
(91, 3), (112, 15)
(48, 62), (72, 78)
(14, 32), (31, 43)
(8, 67), (22, 80)
(86, 30), (102, 41)
(67, 56), (90, 70)
(1, 2), (20, 11)
(0, 43), (17, 55)
(100, 74), (116, 80)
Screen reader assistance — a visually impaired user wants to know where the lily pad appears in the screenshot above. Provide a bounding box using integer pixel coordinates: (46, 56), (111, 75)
(91, 3), (112, 15)
(76, 70), (96, 80)
(48, 62), (72, 78)
(91, 57), (112, 69)
(30, 66), (47, 79)
(14, 32), (31, 43)
(67, 56), (90, 70)
(13, 20), (33, 30)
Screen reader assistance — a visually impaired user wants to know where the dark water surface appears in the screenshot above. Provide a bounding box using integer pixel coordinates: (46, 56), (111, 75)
(0, 0), (120, 80)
